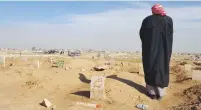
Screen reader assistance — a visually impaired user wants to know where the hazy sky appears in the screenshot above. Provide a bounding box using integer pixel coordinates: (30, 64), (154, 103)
(0, 1), (201, 52)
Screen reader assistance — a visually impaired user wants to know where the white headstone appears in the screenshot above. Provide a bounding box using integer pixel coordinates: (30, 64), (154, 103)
(90, 76), (106, 100)
(184, 64), (192, 77)
(37, 60), (40, 69)
(0, 56), (5, 67)
(184, 64), (192, 73)
(192, 70), (201, 80)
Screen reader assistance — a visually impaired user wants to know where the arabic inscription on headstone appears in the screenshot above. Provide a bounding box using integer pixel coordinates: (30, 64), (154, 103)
(90, 76), (106, 100)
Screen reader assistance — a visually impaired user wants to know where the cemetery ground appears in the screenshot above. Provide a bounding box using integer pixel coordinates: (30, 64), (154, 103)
(0, 53), (201, 110)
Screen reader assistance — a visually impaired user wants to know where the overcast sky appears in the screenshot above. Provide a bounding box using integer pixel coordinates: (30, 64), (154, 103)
(0, 1), (201, 53)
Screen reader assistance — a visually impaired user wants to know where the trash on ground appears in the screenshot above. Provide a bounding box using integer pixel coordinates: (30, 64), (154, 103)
(76, 102), (102, 108)
(136, 104), (148, 110)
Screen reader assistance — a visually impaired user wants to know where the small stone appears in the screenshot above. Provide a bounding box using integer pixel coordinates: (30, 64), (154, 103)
(93, 65), (107, 71)
(9, 63), (14, 66)
(81, 69), (85, 71)
(121, 62), (124, 66)
(52, 105), (56, 110)
(41, 98), (52, 108)
(65, 67), (72, 70)
(90, 76), (106, 100)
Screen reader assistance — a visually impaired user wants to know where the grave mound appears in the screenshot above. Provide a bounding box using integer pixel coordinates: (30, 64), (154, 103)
(171, 85), (201, 110)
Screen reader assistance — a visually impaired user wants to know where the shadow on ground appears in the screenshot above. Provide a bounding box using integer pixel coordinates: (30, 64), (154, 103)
(71, 91), (90, 98)
(79, 73), (91, 84)
(107, 75), (147, 96)
(39, 102), (46, 108)
(77, 73), (148, 97)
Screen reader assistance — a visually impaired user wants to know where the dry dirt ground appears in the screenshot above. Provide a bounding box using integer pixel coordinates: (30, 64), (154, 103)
(0, 54), (201, 110)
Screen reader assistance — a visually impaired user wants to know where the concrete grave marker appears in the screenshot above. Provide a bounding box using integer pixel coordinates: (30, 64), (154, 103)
(184, 64), (192, 73)
(184, 64), (192, 77)
(138, 63), (144, 75)
(0, 56), (5, 67)
(192, 70), (201, 80)
(90, 76), (106, 100)
(37, 60), (40, 69)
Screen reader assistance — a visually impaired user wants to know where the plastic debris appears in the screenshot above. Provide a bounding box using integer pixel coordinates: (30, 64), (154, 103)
(136, 104), (148, 110)
(76, 102), (101, 108)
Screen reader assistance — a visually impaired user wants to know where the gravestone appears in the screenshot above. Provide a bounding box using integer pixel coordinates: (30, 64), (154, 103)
(90, 76), (106, 100)
(184, 64), (192, 77)
(37, 60), (40, 69)
(138, 63), (144, 75)
(192, 70), (201, 80)
(184, 64), (192, 73)
(0, 56), (5, 67)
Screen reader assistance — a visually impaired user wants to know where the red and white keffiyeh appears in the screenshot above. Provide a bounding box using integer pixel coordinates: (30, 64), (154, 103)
(151, 4), (166, 16)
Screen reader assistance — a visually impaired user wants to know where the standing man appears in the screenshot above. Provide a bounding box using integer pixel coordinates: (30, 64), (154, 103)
(139, 4), (173, 100)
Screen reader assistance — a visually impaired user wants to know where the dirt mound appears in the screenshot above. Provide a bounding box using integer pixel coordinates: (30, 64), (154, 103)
(178, 61), (187, 65)
(175, 72), (192, 83)
(170, 64), (192, 83)
(183, 85), (201, 104)
(170, 65), (183, 74)
(170, 85), (201, 110)
(193, 62), (201, 66)
(68, 59), (95, 70)
(21, 78), (40, 89)
(194, 66), (201, 70)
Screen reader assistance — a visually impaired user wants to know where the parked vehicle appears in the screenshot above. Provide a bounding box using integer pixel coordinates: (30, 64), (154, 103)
(68, 50), (81, 57)
(43, 50), (59, 54)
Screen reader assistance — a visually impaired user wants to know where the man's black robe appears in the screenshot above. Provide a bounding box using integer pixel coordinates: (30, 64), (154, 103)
(139, 14), (173, 87)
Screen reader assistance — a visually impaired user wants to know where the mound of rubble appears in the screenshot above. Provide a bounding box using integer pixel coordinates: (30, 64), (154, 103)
(193, 62), (201, 66)
(171, 85), (201, 110)
(170, 64), (192, 83)
(171, 65), (182, 73)
(183, 85), (201, 104)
